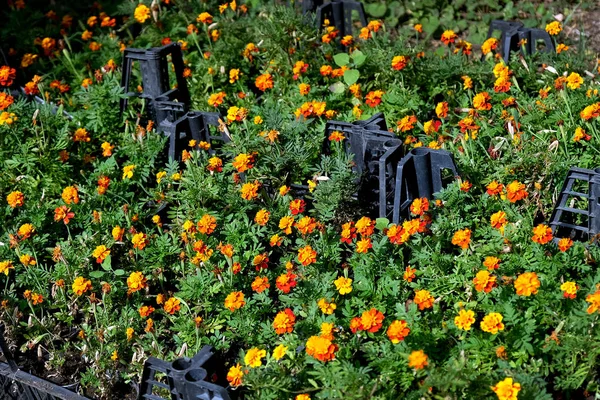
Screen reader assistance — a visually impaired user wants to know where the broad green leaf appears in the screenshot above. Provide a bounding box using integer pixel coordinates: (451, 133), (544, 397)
(89, 271), (105, 278)
(350, 50), (366, 67)
(329, 81), (346, 94)
(375, 218), (390, 230)
(101, 254), (112, 271)
(343, 69), (360, 86)
(333, 53), (350, 67)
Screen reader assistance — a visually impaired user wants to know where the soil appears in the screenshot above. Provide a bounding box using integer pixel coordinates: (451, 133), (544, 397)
(564, 4), (600, 54)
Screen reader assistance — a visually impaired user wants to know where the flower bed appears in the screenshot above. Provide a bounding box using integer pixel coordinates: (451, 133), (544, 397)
(2, 1), (600, 399)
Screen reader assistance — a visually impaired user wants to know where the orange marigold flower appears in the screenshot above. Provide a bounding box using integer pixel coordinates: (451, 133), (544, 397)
(224, 291), (245, 311)
(251, 276), (269, 293)
(298, 245), (317, 266)
(408, 350), (428, 369)
(296, 216), (317, 235)
(481, 38), (499, 55)
(360, 308), (384, 333)
(138, 305), (155, 318)
(387, 320), (410, 343)
(92, 245), (110, 264)
(451, 228), (471, 250)
(531, 224), (552, 245)
(403, 266), (416, 282)
(355, 238), (372, 253)
(483, 256), (501, 270)
(580, 103), (600, 120)
(197, 12), (213, 24)
(514, 272), (540, 296)
(254, 209), (270, 226)
(240, 181), (260, 200)
(197, 214), (217, 235)
(62, 186), (79, 204)
(340, 221), (356, 243)
(289, 199), (306, 215)
(587, 290), (600, 313)
(397, 115), (417, 132)
(365, 90), (384, 107)
(560, 281), (577, 299)
(486, 181), (504, 196)
(414, 289), (434, 310)
(473, 270), (497, 293)
(132, 232), (149, 250)
(391, 55), (408, 71)
(355, 216), (375, 237)
(440, 30), (457, 45)
(253, 253), (269, 271)
(557, 237), (573, 252)
(255, 73), (274, 91)
(306, 335), (337, 362)
(480, 312), (505, 334)
(276, 272), (298, 294)
(0, 66), (17, 87)
(435, 101), (448, 119)
(506, 181), (528, 202)
(279, 216), (294, 235)
(7, 191), (24, 208)
(134, 4), (151, 23)
(329, 130), (345, 142)
(490, 211), (508, 230)
(0, 92), (14, 110)
(17, 223), (34, 239)
(207, 92), (226, 107)
(273, 308), (296, 334)
(227, 364), (243, 387)
(127, 271), (147, 293)
(473, 92), (492, 111)
(492, 377), (521, 400)
(410, 198), (429, 216)
(163, 297), (181, 314)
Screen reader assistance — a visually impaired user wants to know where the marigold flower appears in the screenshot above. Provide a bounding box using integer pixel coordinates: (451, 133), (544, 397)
(17, 223), (34, 239)
(197, 214), (217, 235)
(451, 228), (471, 250)
(391, 55), (408, 71)
(7, 191), (24, 208)
(566, 72), (583, 90)
(72, 276), (92, 296)
(403, 266), (416, 282)
(244, 347), (266, 368)
(440, 30), (457, 45)
(273, 308), (296, 334)
(489, 211), (508, 231)
(556, 43), (569, 54)
(127, 271), (147, 293)
(384, 320), (409, 343)
(473, 91), (492, 110)
(355, 216), (374, 237)
(273, 344), (288, 361)
(253, 253), (269, 271)
(561, 281), (577, 299)
(349, 317), (363, 333)
(163, 297), (181, 314)
(101, 142), (114, 157)
(226, 106), (248, 123)
(122, 164), (135, 180)
(276, 272), (297, 294)
(580, 103), (600, 120)
(480, 312), (505, 334)
(414, 289), (434, 310)
(197, 12), (213, 24)
(473, 270), (497, 293)
(557, 237), (573, 252)
(397, 115), (417, 132)
(486, 181), (504, 196)
(356, 238), (372, 253)
(132, 232), (149, 250)
(514, 272), (540, 296)
(298, 83), (310, 95)
(454, 309), (475, 330)
(334, 276), (352, 295)
(492, 377), (521, 400)
(0, 92), (14, 110)
(545, 21), (562, 36)
(227, 363), (243, 387)
(340, 222), (357, 243)
(207, 92), (226, 107)
(365, 90), (383, 107)
(134, 4), (151, 23)
(360, 308), (384, 333)
(482, 38), (499, 55)
(232, 153), (254, 173)
(240, 181), (260, 200)
(255, 73), (274, 91)
(410, 198), (429, 216)
(483, 256), (501, 270)
(251, 276), (269, 293)
(298, 245), (317, 266)
(506, 180), (527, 202)
(0, 261), (14, 276)
(318, 298), (337, 314)
(573, 126), (591, 142)
(531, 224), (552, 245)
(408, 350), (428, 369)
(92, 245), (110, 264)
(0, 66), (16, 87)
(112, 226), (125, 241)
(62, 186), (79, 204)
(224, 291), (245, 311)
(306, 335), (337, 362)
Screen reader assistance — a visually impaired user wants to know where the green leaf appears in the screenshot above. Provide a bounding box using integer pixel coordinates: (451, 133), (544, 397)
(89, 271), (105, 278)
(343, 69), (360, 86)
(101, 254), (112, 271)
(365, 3), (387, 18)
(375, 218), (390, 230)
(329, 81), (346, 94)
(333, 53), (350, 67)
(350, 50), (366, 67)
(114, 269), (125, 276)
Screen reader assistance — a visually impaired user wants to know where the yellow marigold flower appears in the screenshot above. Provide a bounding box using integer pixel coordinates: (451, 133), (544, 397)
(0, 261), (14, 276)
(298, 245), (317, 266)
(126, 327), (134, 341)
(480, 312), (505, 334)
(131, 232), (149, 250)
(561, 281), (577, 299)
(224, 291), (245, 311)
(334, 276), (352, 295)
(92, 245), (110, 264)
(227, 363), (243, 387)
(163, 297), (181, 314)
(566, 72), (583, 90)
(279, 216), (294, 235)
(391, 55), (408, 71)
(112, 226), (125, 241)
(207, 92), (226, 107)
(556, 43), (569, 54)
(273, 344), (288, 360)
(127, 271), (147, 293)
(473, 270), (497, 293)
(531, 224), (552, 245)
(296, 395), (310, 400)
(414, 289), (434, 310)
(156, 171), (167, 184)
(306, 335), (337, 362)
(72, 276), (92, 296)
(254, 115), (263, 124)
(197, 12), (213, 24)
(454, 309), (475, 330)
(240, 181), (260, 200)
(408, 350), (428, 369)
(122, 164), (135, 180)
(244, 347), (266, 368)
(514, 272), (540, 296)
(356, 238), (372, 253)
(481, 38), (499, 55)
(7, 191), (24, 208)
(473, 91), (492, 111)
(134, 4), (151, 23)
(491, 377), (521, 400)
(229, 68), (240, 84)
(545, 21), (562, 36)
(318, 298), (336, 314)
(17, 223), (34, 239)
(462, 75), (473, 90)
(62, 186), (79, 204)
